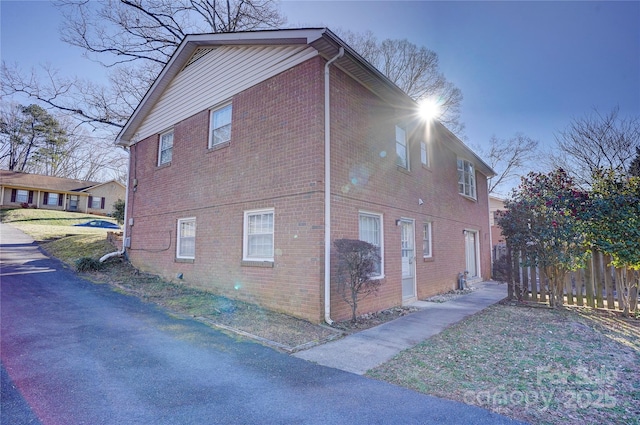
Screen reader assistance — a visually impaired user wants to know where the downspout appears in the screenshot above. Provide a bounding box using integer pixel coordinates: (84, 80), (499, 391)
(324, 47), (344, 325)
(99, 147), (130, 263)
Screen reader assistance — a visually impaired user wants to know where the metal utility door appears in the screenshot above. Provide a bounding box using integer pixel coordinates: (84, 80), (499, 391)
(400, 220), (416, 300)
(465, 230), (479, 278)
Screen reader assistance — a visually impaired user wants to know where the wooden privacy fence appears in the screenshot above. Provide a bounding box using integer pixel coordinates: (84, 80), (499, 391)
(504, 248), (639, 313)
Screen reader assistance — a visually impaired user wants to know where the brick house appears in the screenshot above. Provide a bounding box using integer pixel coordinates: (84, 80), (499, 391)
(116, 28), (495, 323)
(0, 170), (125, 216)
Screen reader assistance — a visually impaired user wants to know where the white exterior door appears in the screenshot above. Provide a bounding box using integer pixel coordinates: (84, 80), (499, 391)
(400, 219), (416, 300)
(465, 230), (479, 279)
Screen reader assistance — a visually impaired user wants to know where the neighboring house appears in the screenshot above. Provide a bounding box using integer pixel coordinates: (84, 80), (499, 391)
(116, 28), (496, 323)
(0, 170), (125, 216)
(489, 195), (507, 261)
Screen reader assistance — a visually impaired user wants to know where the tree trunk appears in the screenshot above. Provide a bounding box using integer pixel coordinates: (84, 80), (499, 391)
(351, 289), (358, 323)
(544, 265), (565, 308)
(616, 267), (630, 317)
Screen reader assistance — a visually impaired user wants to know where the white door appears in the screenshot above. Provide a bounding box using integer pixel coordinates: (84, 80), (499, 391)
(465, 230), (479, 278)
(401, 220), (416, 300)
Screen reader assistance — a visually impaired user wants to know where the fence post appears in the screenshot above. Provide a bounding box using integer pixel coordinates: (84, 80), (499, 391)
(530, 266), (538, 302)
(513, 250), (522, 300)
(522, 265), (530, 301)
(604, 254), (615, 310)
(506, 245), (514, 300)
(593, 250), (604, 308)
(630, 269), (638, 313)
(565, 272), (574, 305)
(539, 267), (547, 304)
(585, 254), (595, 308)
(575, 269), (584, 306)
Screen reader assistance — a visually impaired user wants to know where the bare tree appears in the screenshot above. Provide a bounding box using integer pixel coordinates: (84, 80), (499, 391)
(334, 239), (382, 323)
(2, 0), (286, 132)
(630, 147), (640, 177)
(552, 107), (640, 187)
(58, 0), (286, 67)
(476, 133), (540, 195)
(340, 30), (464, 136)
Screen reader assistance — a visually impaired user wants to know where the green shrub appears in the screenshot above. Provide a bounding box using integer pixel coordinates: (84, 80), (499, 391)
(75, 257), (103, 272)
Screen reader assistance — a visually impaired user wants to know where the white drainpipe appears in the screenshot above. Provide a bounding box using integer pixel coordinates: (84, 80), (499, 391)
(100, 148), (130, 263)
(324, 47), (344, 325)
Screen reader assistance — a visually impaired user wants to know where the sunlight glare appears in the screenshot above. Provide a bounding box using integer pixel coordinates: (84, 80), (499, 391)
(418, 98), (441, 121)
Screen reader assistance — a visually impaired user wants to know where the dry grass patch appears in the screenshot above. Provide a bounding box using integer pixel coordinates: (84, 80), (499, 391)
(367, 303), (640, 425)
(87, 260), (342, 351)
(2, 208), (118, 243)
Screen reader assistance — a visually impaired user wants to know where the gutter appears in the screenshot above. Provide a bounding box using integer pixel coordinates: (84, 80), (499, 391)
(323, 47), (344, 325)
(99, 148), (130, 263)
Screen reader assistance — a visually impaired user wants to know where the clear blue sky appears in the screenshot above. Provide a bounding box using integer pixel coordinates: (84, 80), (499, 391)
(2, 0), (639, 158)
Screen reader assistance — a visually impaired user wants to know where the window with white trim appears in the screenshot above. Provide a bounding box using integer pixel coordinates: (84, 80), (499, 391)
(243, 209), (274, 261)
(423, 222), (432, 258)
(395, 125), (408, 169)
(457, 158), (476, 199)
(420, 141), (429, 166)
(177, 217), (196, 259)
(359, 212), (383, 277)
(158, 130), (174, 166)
(47, 193), (59, 206)
(16, 190), (28, 203)
(209, 103), (232, 148)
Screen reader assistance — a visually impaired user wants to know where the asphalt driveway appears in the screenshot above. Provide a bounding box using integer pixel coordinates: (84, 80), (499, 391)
(1, 223), (524, 425)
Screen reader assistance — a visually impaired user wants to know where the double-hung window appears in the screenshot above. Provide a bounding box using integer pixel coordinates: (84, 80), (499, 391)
(90, 196), (104, 209)
(46, 192), (59, 206)
(158, 130), (174, 166)
(395, 125), (408, 169)
(359, 212), (383, 278)
(209, 104), (232, 148)
(177, 218), (196, 259)
(457, 158), (476, 199)
(16, 190), (28, 203)
(243, 209), (274, 261)
(423, 222), (432, 258)
(420, 141), (429, 167)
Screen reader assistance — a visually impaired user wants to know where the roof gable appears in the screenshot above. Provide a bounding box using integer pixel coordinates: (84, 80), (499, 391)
(115, 28), (495, 178)
(132, 44), (318, 143)
(116, 28), (412, 146)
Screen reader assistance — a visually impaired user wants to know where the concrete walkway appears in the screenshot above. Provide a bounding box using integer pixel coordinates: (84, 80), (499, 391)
(294, 281), (507, 375)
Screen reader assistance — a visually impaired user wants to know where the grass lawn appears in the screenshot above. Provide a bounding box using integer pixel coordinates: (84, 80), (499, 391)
(1, 208), (118, 263)
(368, 303), (640, 425)
(3, 208), (639, 424)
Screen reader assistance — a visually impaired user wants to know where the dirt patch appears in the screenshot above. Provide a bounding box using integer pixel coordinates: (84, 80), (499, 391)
(331, 306), (419, 333)
(423, 287), (476, 303)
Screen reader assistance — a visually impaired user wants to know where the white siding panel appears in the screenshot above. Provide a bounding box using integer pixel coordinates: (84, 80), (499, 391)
(134, 45), (318, 142)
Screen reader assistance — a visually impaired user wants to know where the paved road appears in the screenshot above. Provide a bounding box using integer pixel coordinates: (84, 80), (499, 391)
(1, 223), (524, 424)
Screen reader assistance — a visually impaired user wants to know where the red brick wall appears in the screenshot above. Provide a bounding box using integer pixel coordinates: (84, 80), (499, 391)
(125, 56), (492, 323)
(327, 66), (492, 321)
(126, 57), (327, 322)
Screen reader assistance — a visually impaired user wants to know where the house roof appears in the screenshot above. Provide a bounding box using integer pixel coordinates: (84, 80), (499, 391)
(116, 27), (495, 177)
(0, 170), (123, 193)
(116, 28), (413, 147)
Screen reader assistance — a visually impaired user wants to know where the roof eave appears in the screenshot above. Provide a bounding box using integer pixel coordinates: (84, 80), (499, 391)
(116, 29), (330, 146)
(435, 121), (496, 178)
(116, 28), (417, 146)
